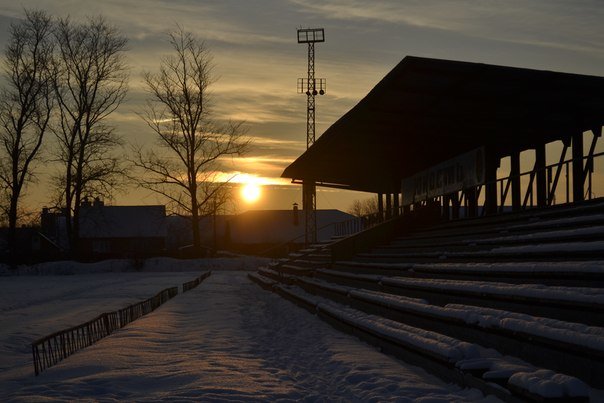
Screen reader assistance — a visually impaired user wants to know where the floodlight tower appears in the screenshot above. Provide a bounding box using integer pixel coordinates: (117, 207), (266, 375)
(297, 28), (326, 245)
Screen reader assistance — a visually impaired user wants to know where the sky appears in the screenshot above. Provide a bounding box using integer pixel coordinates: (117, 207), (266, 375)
(1, 0), (603, 215)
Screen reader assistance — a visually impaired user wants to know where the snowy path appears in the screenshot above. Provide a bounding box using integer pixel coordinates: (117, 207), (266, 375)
(5, 271), (490, 401)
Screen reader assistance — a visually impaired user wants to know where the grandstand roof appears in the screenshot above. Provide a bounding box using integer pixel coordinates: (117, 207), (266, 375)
(282, 56), (604, 193)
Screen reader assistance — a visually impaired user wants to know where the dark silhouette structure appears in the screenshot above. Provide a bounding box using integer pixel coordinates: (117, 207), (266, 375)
(283, 56), (604, 218)
(297, 27), (327, 244)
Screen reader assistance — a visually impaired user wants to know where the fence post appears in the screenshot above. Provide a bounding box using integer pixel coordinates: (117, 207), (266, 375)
(103, 314), (110, 336)
(32, 344), (39, 376)
(572, 132), (585, 202)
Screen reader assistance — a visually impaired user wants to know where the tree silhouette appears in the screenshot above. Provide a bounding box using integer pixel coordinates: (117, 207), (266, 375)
(0, 10), (54, 261)
(134, 28), (248, 256)
(51, 16), (128, 253)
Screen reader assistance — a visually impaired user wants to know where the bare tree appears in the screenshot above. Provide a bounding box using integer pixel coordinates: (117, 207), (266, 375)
(0, 10), (54, 259)
(133, 28), (248, 256)
(51, 16), (128, 252)
(348, 197), (379, 217)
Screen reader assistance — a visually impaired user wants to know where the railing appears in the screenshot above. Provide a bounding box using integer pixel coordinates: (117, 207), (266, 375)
(333, 212), (388, 237)
(407, 151), (603, 220)
(32, 286), (178, 376)
(494, 151), (603, 212)
(258, 219), (351, 256)
(182, 271), (212, 293)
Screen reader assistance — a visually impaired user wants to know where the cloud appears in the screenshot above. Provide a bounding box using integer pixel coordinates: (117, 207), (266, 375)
(212, 170), (292, 186)
(217, 154), (297, 178)
(249, 136), (305, 150)
(290, 0), (604, 55)
(1, 0), (603, 213)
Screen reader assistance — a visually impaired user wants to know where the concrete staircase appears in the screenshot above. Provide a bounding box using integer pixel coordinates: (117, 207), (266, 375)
(250, 199), (604, 402)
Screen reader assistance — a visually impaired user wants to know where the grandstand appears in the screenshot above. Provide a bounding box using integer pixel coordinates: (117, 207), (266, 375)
(252, 56), (604, 401)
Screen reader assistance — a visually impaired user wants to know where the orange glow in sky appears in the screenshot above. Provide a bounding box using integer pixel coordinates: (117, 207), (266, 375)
(4, 1), (602, 214)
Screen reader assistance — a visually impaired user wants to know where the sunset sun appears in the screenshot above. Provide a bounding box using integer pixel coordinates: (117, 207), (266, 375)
(241, 182), (261, 203)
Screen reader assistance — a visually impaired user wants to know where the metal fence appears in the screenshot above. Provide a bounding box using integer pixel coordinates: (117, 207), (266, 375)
(31, 286), (178, 376)
(333, 213), (387, 237)
(182, 271), (212, 293)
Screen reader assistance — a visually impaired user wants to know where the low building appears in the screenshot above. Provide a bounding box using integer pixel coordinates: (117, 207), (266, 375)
(78, 198), (167, 259)
(0, 227), (62, 263)
(224, 207), (354, 256)
(165, 214), (233, 255)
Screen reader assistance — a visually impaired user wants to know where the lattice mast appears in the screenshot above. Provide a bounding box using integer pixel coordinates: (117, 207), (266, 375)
(297, 28), (326, 245)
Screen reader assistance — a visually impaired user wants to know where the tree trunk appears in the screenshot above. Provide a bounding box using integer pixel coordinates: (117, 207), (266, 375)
(7, 133), (24, 265)
(191, 189), (201, 257)
(72, 187), (82, 258)
(7, 193), (18, 265)
(64, 166), (74, 254)
(72, 145), (86, 258)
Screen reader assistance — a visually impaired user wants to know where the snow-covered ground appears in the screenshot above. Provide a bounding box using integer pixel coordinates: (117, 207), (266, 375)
(1, 259), (493, 401)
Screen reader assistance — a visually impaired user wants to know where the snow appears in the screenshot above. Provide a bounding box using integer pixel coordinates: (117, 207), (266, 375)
(319, 268), (383, 283)
(338, 260), (604, 274)
(350, 288), (429, 307)
(508, 369), (589, 398)
(489, 240), (604, 254)
(361, 240), (604, 258)
(279, 285), (480, 363)
(275, 283), (593, 400)
(410, 261), (604, 274)
(470, 225), (604, 244)
(381, 276), (604, 305)
(298, 276), (353, 295)
(1, 261), (494, 401)
(507, 213), (604, 231)
(447, 304), (604, 352)
(304, 276), (604, 354)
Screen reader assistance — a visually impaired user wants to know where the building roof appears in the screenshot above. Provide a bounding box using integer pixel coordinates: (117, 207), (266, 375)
(227, 209), (354, 244)
(79, 205), (166, 239)
(282, 56), (604, 193)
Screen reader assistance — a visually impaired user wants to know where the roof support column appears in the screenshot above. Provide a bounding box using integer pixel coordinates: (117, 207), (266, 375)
(484, 149), (499, 215)
(378, 193), (384, 221)
(302, 180), (317, 244)
(385, 194), (392, 220)
(510, 151), (521, 211)
(450, 192), (460, 219)
(535, 144), (547, 207)
(466, 187), (478, 217)
(572, 132), (584, 203)
(442, 195), (450, 220)
(393, 192), (400, 216)
(585, 127), (602, 200)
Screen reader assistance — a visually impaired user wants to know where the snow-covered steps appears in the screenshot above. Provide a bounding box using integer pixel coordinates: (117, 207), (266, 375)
(268, 243), (332, 270)
(331, 260), (604, 287)
(290, 275), (604, 388)
(257, 267), (297, 285)
(378, 225), (604, 256)
(372, 241), (491, 254)
(396, 212), (604, 245)
(314, 269), (604, 327)
(388, 202), (604, 251)
(506, 213), (604, 233)
(358, 239), (604, 262)
(249, 273), (592, 402)
(382, 200), (604, 260)
(248, 272), (276, 289)
(469, 225), (604, 246)
(278, 264), (316, 276)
